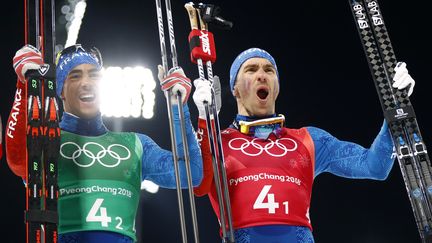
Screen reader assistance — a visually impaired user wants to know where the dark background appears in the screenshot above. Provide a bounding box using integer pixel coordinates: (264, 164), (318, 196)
(1, 0), (430, 242)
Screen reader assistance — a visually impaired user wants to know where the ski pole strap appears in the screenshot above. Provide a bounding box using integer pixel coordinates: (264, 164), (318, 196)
(188, 29), (216, 64)
(198, 4), (233, 30)
(25, 210), (58, 224)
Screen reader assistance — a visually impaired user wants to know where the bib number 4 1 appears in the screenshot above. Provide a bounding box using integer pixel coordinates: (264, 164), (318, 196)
(253, 185), (289, 214)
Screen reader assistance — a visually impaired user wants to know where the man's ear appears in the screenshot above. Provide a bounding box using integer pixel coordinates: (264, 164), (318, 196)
(60, 89), (65, 100)
(233, 86), (240, 98)
(274, 79), (280, 98)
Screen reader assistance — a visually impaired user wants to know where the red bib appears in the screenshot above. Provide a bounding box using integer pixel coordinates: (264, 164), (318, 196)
(209, 127), (315, 230)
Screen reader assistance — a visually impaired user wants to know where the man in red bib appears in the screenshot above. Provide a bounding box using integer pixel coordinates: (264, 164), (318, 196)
(192, 48), (415, 242)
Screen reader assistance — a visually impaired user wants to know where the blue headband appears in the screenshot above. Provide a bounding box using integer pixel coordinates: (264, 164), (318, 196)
(56, 45), (101, 97)
(229, 48), (279, 93)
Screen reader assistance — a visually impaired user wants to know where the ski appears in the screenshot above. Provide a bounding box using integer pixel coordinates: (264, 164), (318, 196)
(24, 0), (59, 243)
(349, 0), (432, 242)
(41, 1), (60, 242)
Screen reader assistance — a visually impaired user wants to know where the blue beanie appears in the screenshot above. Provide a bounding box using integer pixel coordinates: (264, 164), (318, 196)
(56, 45), (101, 97)
(229, 48), (279, 93)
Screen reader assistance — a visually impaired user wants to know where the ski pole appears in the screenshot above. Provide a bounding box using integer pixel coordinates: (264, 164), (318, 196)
(155, 0), (200, 242)
(185, 2), (235, 242)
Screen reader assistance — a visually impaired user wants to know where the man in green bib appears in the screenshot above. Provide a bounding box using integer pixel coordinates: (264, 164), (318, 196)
(6, 44), (203, 242)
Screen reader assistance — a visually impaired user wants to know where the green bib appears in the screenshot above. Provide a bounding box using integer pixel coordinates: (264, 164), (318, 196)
(58, 131), (143, 241)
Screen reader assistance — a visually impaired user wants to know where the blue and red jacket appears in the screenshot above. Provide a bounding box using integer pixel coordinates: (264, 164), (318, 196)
(195, 114), (395, 242)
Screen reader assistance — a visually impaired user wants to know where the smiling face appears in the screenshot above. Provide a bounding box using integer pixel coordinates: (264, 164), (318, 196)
(61, 63), (101, 119)
(233, 57), (279, 117)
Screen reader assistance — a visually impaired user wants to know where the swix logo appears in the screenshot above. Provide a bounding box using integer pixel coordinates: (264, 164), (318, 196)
(353, 4), (369, 29)
(7, 88), (23, 138)
(199, 31), (211, 55)
(38, 64), (50, 76)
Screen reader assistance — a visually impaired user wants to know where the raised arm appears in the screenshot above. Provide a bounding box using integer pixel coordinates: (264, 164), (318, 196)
(140, 66), (203, 188)
(5, 45), (44, 178)
(310, 121), (395, 180)
(138, 105), (202, 188)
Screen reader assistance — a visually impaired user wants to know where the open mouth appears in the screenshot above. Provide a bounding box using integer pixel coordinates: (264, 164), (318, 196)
(256, 88), (269, 100)
(79, 93), (96, 102)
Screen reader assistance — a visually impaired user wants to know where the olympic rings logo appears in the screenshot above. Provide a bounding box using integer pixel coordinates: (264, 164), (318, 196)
(228, 137), (298, 157)
(60, 142), (131, 168)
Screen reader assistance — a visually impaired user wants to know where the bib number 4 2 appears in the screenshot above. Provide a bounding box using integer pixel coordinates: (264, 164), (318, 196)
(253, 185), (289, 214)
(86, 198), (134, 231)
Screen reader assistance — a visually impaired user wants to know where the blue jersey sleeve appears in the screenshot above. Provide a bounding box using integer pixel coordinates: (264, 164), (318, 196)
(137, 105), (203, 188)
(308, 120), (395, 180)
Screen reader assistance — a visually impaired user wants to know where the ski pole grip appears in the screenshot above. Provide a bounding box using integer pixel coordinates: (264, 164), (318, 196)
(185, 2), (199, 30)
(188, 29), (216, 64)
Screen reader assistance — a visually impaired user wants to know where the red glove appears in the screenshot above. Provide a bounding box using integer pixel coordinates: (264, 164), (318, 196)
(158, 65), (192, 104)
(12, 45), (44, 83)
